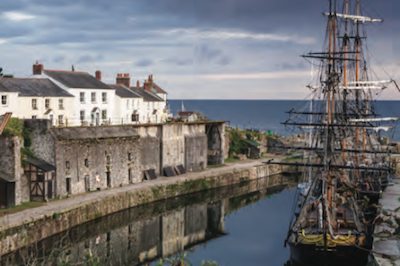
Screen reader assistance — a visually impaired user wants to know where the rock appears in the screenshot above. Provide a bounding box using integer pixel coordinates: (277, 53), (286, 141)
(374, 240), (400, 260)
(238, 154), (247, 160)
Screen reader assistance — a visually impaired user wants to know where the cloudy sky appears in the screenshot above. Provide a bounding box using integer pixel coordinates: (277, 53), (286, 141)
(0, 0), (399, 99)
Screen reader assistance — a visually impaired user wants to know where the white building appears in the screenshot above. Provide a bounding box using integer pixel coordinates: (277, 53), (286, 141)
(33, 63), (116, 126)
(108, 83), (144, 124)
(0, 78), (74, 126)
(114, 73), (167, 124)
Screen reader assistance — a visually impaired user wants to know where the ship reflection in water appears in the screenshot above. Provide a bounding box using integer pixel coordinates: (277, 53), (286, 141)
(1, 174), (370, 266)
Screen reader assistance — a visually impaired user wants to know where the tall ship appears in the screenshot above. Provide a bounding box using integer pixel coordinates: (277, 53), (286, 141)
(265, 0), (398, 264)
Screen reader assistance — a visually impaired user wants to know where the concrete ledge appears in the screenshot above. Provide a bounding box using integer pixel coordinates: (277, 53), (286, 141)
(0, 160), (282, 256)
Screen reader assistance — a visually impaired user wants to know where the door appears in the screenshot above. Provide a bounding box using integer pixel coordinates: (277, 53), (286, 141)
(106, 172), (111, 187)
(0, 180), (7, 208)
(48, 180), (53, 199)
(96, 113), (100, 126)
(66, 178), (71, 194)
(49, 114), (54, 126)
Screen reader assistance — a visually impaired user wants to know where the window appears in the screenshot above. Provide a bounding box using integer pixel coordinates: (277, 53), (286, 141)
(58, 115), (64, 124)
(59, 99), (64, 109)
(66, 161), (70, 169)
(102, 92), (107, 103)
(106, 156), (111, 164)
(32, 116), (37, 119)
(80, 92), (85, 103)
(32, 99), (37, 109)
(45, 99), (50, 109)
(84, 159), (89, 167)
(147, 102), (150, 110)
(128, 153), (132, 161)
(91, 92), (96, 103)
(102, 110), (107, 120)
(126, 100), (129, 108)
(1, 95), (7, 106)
(131, 114), (138, 122)
(80, 110), (85, 121)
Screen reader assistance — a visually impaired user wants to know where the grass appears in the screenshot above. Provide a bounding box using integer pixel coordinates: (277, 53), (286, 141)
(0, 201), (46, 218)
(225, 157), (241, 163)
(283, 156), (303, 163)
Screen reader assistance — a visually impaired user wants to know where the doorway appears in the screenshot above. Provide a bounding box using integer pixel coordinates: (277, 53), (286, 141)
(66, 178), (71, 194)
(106, 171), (111, 187)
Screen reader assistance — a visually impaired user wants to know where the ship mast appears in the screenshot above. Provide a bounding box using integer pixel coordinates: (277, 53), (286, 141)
(341, 0), (349, 181)
(355, 0), (360, 178)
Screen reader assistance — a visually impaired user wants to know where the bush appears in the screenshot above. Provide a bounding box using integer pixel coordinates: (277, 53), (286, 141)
(2, 118), (22, 136)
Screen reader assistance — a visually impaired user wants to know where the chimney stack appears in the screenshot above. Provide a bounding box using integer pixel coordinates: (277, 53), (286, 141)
(95, 70), (102, 81)
(144, 80), (151, 92)
(136, 80), (140, 87)
(116, 73), (131, 88)
(33, 61), (43, 75)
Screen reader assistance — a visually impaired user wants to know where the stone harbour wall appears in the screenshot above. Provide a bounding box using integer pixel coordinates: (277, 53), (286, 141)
(0, 163), (282, 256)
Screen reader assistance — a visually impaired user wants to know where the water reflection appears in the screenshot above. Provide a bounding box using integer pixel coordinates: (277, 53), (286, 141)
(0, 174), (299, 266)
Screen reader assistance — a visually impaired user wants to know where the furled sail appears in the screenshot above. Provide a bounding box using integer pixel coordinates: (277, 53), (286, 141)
(324, 13), (383, 23)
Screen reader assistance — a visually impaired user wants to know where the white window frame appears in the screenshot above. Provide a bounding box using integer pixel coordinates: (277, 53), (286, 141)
(80, 110), (85, 121)
(45, 99), (50, 109)
(32, 99), (37, 110)
(1, 95), (8, 106)
(59, 99), (64, 110)
(80, 92), (85, 103)
(102, 110), (107, 120)
(91, 92), (96, 103)
(102, 92), (107, 103)
(58, 115), (64, 125)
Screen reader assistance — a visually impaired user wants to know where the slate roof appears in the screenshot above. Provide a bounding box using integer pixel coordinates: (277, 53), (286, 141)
(108, 84), (141, 98)
(130, 87), (164, 102)
(43, 70), (112, 90)
(26, 158), (56, 172)
(242, 139), (261, 147)
(152, 83), (167, 94)
(0, 78), (74, 97)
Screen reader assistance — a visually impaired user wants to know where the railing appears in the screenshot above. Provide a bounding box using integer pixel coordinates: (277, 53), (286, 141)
(50, 116), (170, 128)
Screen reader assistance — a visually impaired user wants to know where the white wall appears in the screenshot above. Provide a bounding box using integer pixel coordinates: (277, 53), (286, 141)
(70, 89), (116, 126)
(0, 92), (19, 115)
(0, 92), (74, 126)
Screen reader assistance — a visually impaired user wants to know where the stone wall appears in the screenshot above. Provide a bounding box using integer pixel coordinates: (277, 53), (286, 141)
(24, 120), (56, 166)
(55, 136), (140, 196)
(136, 126), (161, 176)
(0, 163), (283, 256)
(0, 135), (24, 205)
(160, 124), (185, 173)
(184, 124), (207, 172)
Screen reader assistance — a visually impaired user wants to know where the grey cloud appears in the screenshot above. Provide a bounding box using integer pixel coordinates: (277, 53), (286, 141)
(195, 44), (233, 66)
(76, 54), (103, 63)
(135, 59), (153, 67)
(53, 55), (66, 63)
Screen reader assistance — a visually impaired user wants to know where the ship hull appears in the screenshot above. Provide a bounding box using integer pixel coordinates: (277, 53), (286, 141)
(289, 243), (370, 266)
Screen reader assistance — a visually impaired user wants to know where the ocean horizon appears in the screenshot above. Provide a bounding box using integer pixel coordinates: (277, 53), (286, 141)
(169, 100), (400, 141)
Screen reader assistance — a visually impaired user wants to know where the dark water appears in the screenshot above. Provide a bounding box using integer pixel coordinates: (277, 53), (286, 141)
(1, 175), (302, 266)
(169, 100), (400, 141)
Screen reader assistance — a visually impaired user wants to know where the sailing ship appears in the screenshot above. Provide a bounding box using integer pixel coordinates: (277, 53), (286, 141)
(265, 0), (398, 264)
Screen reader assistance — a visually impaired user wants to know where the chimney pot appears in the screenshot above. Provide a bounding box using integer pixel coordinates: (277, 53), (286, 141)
(116, 73), (131, 88)
(33, 62), (43, 75)
(95, 70), (102, 81)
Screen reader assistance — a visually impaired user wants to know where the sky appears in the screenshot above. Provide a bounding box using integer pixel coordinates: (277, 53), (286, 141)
(0, 0), (399, 99)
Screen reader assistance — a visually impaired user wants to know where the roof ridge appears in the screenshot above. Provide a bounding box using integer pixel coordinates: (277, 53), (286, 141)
(44, 69), (89, 74)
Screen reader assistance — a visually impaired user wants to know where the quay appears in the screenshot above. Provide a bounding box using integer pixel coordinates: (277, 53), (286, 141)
(373, 174), (400, 266)
(0, 158), (284, 256)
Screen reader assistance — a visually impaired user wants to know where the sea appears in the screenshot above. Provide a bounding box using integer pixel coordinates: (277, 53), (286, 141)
(169, 100), (400, 141)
